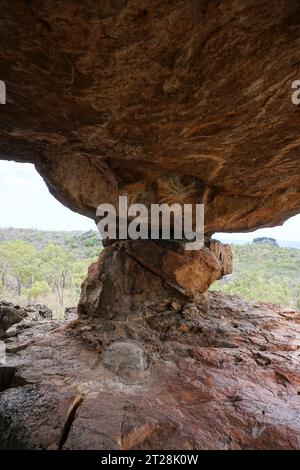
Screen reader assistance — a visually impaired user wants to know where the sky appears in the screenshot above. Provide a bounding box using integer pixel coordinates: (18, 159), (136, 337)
(0, 160), (95, 231)
(0, 160), (300, 240)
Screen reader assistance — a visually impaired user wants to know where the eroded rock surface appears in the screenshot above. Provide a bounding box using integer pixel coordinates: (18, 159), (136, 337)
(0, 293), (299, 449)
(64, 307), (78, 322)
(0, 301), (27, 338)
(0, 301), (53, 338)
(0, 1), (300, 233)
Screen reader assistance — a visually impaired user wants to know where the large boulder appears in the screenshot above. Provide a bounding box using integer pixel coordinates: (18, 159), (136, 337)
(24, 304), (53, 320)
(0, 301), (27, 338)
(78, 239), (232, 318)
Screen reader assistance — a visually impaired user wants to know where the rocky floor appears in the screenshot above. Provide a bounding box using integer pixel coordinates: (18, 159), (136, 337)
(0, 293), (299, 450)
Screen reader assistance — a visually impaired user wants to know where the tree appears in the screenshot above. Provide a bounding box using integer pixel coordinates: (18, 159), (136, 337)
(38, 244), (73, 306)
(22, 281), (50, 302)
(212, 243), (299, 308)
(71, 259), (91, 294)
(0, 241), (38, 295)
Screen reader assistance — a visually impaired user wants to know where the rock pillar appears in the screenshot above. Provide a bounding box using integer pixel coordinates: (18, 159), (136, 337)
(78, 239), (232, 319)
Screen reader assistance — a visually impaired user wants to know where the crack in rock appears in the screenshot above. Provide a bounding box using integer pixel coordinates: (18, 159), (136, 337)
(59, 394), (85, 450)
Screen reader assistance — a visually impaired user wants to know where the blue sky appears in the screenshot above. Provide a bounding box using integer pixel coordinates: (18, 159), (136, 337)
(0, 160), (300, 240)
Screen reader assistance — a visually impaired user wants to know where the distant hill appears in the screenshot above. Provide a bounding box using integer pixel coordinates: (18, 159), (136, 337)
(0, 227), (102, 259)
(217, 236), (300, 250)
(253, 237), (278, 246)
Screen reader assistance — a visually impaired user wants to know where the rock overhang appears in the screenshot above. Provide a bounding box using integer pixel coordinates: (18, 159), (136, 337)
(0, 0), (300, 234)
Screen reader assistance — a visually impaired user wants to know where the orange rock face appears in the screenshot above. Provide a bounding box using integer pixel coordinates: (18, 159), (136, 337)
(0, 1), (300, 233)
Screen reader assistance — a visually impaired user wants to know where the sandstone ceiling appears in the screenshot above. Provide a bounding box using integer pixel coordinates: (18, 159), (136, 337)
(0, 0), (300, 234)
